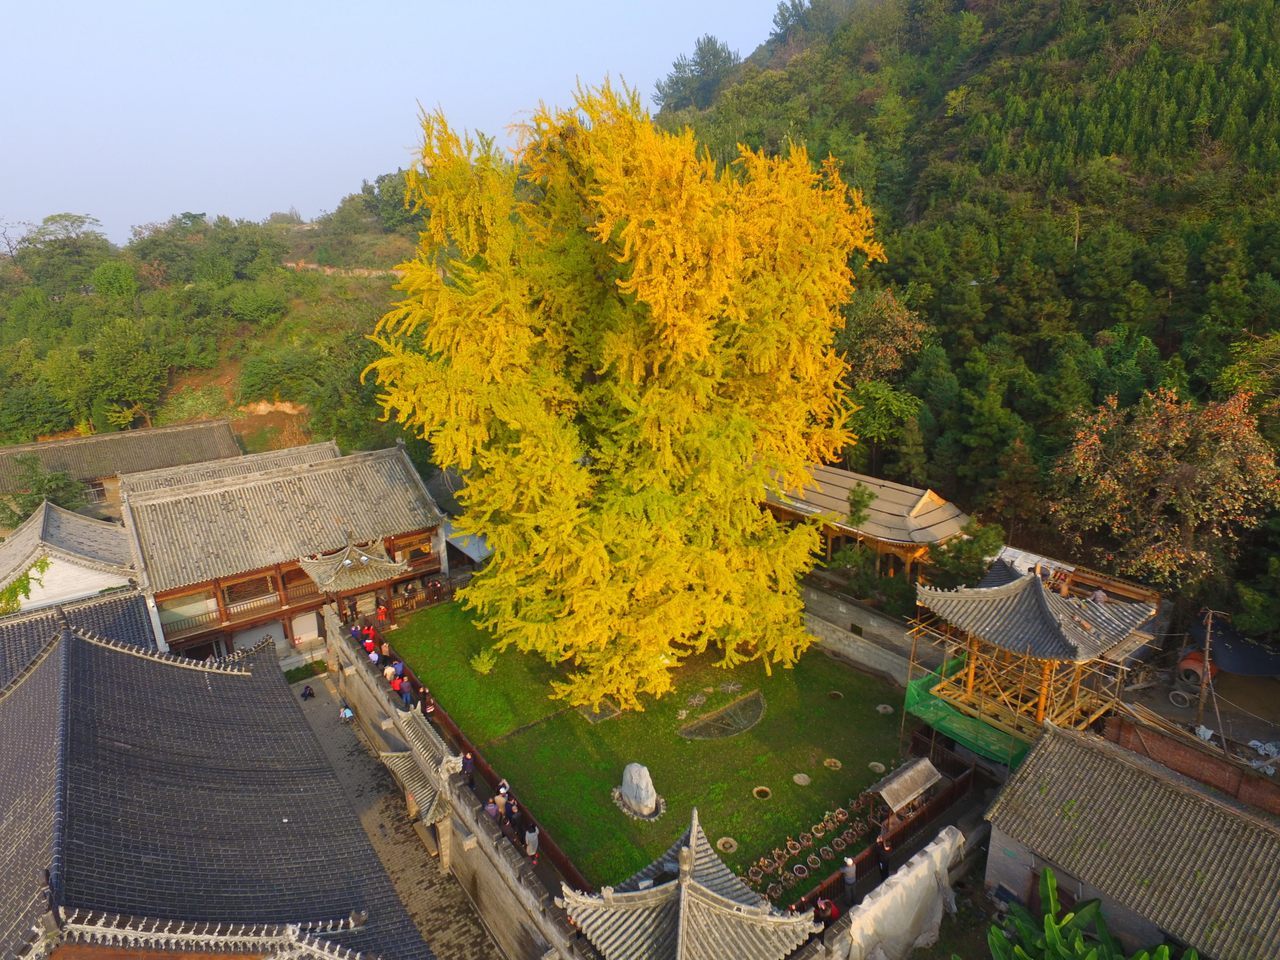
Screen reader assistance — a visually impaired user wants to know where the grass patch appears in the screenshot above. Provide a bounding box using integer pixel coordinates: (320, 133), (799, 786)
(154, 385), (231, 425)
(390, 602), (565, 744)
(394, 602), (904, 889)
(284, 660), (328, 684)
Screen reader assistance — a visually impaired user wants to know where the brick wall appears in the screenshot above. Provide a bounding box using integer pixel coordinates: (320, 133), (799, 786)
(1104, 715), (1280, 816)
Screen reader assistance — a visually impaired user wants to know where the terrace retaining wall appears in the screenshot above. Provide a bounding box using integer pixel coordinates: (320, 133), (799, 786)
(327, 612), (594, 960)
(802, 584), (945, 686)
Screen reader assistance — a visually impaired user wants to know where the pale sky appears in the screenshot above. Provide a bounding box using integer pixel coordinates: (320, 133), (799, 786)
(3, 1), (779, 244)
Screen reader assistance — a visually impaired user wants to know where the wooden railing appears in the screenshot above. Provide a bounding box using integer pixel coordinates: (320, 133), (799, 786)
(286, 581), (322, 604)
(224, 593), (280, 620)
(160, 608), (220, 639)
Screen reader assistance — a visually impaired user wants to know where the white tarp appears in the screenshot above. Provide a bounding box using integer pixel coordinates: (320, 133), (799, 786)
(837, 825), (965, 960)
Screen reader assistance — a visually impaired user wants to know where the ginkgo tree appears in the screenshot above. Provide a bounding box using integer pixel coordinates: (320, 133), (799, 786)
(369, 84), (883, 709)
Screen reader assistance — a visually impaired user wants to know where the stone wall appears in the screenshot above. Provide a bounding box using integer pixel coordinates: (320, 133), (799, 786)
(327, 612), (591, 960)
(801, 584), (942, 685)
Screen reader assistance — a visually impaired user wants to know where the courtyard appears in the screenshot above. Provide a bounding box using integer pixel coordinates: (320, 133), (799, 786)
(392, 602), (905, 892)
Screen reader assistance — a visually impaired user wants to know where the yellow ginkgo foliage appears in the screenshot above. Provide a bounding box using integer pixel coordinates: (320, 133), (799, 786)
(369, 83), (883, 710)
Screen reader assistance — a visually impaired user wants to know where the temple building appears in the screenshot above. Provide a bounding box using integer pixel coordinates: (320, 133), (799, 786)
(119, 444), (446, 659)
(986, 725), (1280, 959)
(0, 502), (133, 611)
(559, 809), (820, 960)
(906, 557), (1158, 759)
(0, 592), (429, 960)
(766, 464), (969, 577)
(0, 421), (242, 523)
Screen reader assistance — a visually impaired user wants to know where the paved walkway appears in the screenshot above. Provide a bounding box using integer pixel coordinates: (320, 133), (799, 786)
(296, 676), (503, 960)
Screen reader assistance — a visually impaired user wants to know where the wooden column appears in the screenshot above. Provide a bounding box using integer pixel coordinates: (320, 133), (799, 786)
(275, 564), (288, 608)
(214, 580), (229, 625)
(964, 636), (979, 694)
(1036, 660), (1055, 724)
(1069, 664), (1082, 723)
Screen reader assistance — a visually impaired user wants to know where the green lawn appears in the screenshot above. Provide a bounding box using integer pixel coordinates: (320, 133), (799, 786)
(392, 602), (905, 889)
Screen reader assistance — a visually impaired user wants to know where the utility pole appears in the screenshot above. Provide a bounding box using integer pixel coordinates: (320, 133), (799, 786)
(1197, 608), (1228, 729)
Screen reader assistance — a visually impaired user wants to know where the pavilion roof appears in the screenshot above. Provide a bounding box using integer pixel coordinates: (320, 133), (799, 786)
(917, 573), (1155, 662)
(298, 540), (408, 594)
(768, 465), (969, 547)
(560, 809), (819, 960)
(869, 757), (942, 814)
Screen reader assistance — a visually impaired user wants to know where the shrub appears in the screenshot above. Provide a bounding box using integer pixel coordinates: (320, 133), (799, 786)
(469, 649), (498, 675)
(284, 660), (328, 684)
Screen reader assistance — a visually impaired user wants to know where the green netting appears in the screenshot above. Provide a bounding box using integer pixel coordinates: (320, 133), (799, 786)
(905, 657), (1030, 767)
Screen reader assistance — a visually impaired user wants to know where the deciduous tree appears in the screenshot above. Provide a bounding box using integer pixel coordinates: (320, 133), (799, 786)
(1053, 389), (1280, 587)
(370, 84), (883, 708)
(0, 455), (87, 528)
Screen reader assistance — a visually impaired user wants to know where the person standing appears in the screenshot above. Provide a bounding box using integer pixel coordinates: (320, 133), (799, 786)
(419, 687), (436, 724)
(841, 856), (857, 904)
(875, 836), (892, 882)
(400, 680), (414, 709)
(506, 798), (523, 836)
(524, 823), (539, 865)
(461, 751), (475, 790)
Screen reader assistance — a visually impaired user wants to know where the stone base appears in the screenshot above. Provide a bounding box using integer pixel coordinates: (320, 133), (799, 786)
(611, 787), (667, 822)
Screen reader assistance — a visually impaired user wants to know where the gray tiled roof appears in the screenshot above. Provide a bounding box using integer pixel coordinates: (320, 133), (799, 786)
(976, 558), (1021, 588)
(124, 447), (443, 593)
(0, 592), (153, 688)
(561, 809), (819, 960)
(380, 753), (448, 826)
(0, 593), (430, 960)
(0, 634), (62, 960)
(769, 465), (969, 546)
(987, 726), (1280, 960)
(0, 502), (132, 590)
(118, 442), (341, 494)
(917, 574), (1154, 662)
(0, 421), (241, 490)
(61, 639), (427, 958)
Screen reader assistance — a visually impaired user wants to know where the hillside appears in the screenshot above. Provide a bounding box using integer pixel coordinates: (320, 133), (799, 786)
(660, 0), (1280, 623)
(0, 171), (426, 467)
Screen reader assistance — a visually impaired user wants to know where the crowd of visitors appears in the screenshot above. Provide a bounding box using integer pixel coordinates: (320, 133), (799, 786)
(340, 609), (544, 872)
(349, 617), (427, 713)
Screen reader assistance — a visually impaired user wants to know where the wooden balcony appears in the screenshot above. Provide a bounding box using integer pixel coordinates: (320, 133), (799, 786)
(161, 583), (325, 642)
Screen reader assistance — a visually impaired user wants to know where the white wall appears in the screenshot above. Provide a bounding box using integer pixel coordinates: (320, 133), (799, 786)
(232, 619), (288, 658)
(18, 557), (130, 611)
